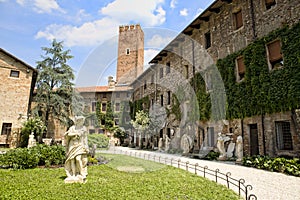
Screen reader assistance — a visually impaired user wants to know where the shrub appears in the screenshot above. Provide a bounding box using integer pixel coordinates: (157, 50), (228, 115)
(0, 144), (65, 169)
(88, 134), (109, 149)
(203, 151), (220, 160)
(242, 156), (300, 177)
(0, 148), (39, 169)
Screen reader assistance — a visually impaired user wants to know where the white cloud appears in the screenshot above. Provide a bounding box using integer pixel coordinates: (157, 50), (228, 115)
(146, 34), (174, 48)
(180, 8), (188, 16)
(36, 18), (119, 46)
(16, 0), (25, 5)
(170, 0), (177, 9)
(16, 0), (64, 13)
(36, 0), (167, 47)
(100, 0), (166, 26)
(144, 49), (160, 65)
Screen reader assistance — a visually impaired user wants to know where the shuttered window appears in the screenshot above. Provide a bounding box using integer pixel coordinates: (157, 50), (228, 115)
(234, 10), (243, 29)
(267, 40), (283, 69)
(236, 56), (245, 81)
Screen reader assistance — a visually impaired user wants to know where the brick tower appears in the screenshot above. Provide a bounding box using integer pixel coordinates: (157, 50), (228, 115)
(116, 24), (144, 84)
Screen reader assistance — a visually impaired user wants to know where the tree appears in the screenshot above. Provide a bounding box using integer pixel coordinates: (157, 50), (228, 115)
(33, 39), (83, 137)
(131, 110), (150, 148)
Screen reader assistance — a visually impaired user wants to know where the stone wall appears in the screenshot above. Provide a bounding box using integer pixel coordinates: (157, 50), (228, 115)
(0, 50), (35, 146)
(132, 0), (300, 156)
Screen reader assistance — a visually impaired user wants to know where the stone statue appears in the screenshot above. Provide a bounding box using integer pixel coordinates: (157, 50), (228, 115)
(28, 132), (36, 148)
(165, 135), (171, 152)
(64, 117), (89, 183)
(158, 137), (163, 152)
(181, 134), (192, 154)
(217, 133), (226, 160)
(226, 141), (235, 158)
(235, 135), (243, 162)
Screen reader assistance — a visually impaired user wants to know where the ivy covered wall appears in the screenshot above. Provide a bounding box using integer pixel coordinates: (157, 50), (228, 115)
(214, 22), (300, 120)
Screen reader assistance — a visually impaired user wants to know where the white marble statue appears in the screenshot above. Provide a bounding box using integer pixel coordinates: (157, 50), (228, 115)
(236, 135), (243, 162)
(217, 133), (226, 160)
(64, 116), (89, 183)
(28, 132), (36, 148)
(165, 135), (171, 152)
(181, 134), (192, 154)
(158, 138), (163, 152)
(226, 142), (235, 158)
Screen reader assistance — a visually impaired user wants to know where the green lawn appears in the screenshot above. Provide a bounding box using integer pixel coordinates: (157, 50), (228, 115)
(0, 154), (240, 200)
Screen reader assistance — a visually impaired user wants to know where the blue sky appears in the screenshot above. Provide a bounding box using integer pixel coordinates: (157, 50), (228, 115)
(0, 0), (214, 86)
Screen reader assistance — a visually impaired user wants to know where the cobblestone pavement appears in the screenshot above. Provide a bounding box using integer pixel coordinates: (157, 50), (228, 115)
(100, 147), (300, 200)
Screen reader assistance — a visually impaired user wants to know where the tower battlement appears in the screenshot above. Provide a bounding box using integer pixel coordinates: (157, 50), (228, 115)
(119, 24), (141, 32)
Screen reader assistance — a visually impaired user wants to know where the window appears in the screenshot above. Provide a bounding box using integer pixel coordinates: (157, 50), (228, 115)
(101, 119), (105, 125)
(167, 91), (171, 105)
(234, 10), (243, 29)
(184, 65), (189, 79)
(236, 56), (246, 81)
(115, 103), (120, 112)
(151, 99), (154, 109)
(10, 70), (19, 78)
(207, 127), (215, 147)
(166, 62), (170, 74)
(160, 94), (164, 106)
(276, 121), (293, 150)
(116, 93), (120, 98)
(102, 93), (107, 98)
(267, 40), (283, 70)
(115, 119), (119, 126)
(265, 0), (276, 10)
(205, 31), (211, 49)
(90, 118), (95, 126)
(159, 68), (164, 79)
(126, 48), (130, 55)
(151, 74), (154, 84)
(144, 80), (147, 90)
(91, 102), (97, 112)
(1, 123), (12, 135)
(102, 103), (107, 112)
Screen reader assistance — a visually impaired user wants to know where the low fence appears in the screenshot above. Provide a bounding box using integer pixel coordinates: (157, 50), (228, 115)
(110, 148), (257, 200)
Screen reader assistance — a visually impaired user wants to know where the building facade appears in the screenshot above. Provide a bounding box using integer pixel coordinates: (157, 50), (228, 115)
(131, 0), (300, 157)
(0, 48), (37, 147)
(78, 24), (144, 138)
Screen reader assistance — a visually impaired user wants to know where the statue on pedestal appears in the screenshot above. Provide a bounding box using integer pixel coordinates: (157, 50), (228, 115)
(158, 138), (163, 152)
(28, 132), (36, 148)
(165, 135), (171, 152)
(235, 135), (243, 163)
(64, 116), (89, 183)
(217, 133), (226, 160)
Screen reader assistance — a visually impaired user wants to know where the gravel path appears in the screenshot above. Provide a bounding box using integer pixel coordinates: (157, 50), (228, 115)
(100, 147), (300, 200)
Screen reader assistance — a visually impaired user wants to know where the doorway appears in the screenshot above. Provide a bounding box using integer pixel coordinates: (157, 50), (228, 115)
(249, 124), (259, 156)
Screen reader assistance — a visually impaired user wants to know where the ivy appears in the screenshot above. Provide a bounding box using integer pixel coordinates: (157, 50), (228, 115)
(214, 22), (300, 119)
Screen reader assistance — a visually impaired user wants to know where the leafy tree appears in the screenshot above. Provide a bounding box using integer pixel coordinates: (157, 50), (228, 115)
(131, 110), (150, 148)
(33, 39), (83, 137)
(20, 117), (47, 147)
(114, 128), (126, 144)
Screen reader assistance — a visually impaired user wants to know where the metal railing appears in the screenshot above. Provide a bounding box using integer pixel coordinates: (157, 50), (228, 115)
(110, 148), (257, 200)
